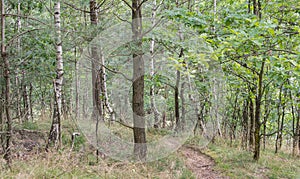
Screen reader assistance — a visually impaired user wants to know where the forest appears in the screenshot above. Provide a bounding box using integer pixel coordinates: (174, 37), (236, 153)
(0, 0), (299, 178)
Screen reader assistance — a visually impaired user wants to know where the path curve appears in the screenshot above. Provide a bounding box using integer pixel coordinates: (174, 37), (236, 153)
(180, 146), (228, 179)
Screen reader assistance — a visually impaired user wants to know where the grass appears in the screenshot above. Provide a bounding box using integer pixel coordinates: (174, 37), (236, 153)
(1, 119), (193, 179)
(2, 118), (300, 178)
(202, 138), (300, 179)
(0, 148), (193, 178)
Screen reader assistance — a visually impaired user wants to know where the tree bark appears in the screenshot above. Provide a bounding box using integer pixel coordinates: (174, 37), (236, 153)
(253, 60), (265, 161)
(275, 83), (284, 153)
(46, 1), (63, 150)
(90, 0), (101, 120)
(249, 92), (255, 150)
(150, 0), (160, 128)
(132, 0), (146, 160)
(1, 0), (12, 166)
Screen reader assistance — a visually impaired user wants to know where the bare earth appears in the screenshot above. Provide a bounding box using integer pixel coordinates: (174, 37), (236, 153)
(180, 146), (229, 179)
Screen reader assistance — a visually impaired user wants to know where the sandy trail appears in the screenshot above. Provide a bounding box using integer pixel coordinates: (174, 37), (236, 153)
(180, 146), (228, 179)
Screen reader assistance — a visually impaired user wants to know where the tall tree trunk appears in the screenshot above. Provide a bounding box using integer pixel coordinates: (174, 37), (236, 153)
(249, 92), (255, 150)
(262, 90), (270, 150)
(275, 83), (284, 153)
(253, 60), (265, 161)
(252, 0), (257, 15)
(1, 0), (12, 166)
(46, 1), (63, 150)
(22, 73), (30, 122)
(278, 89), (287, 150)
(291, 89), (299, 156)
(150, 0), (160, 128)
(75, 47), (79, 119)
(242, 99), (249, 149)
(132, 0), (147, 160)
(90, 0), (101, 120)
(16, 0), (22, 122)
(180, 82), (186, 130)
(297, 95), (300, 155)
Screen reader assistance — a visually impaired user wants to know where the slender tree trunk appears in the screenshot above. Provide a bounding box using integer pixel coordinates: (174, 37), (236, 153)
(275, 83), (284, 153)
(132, 0), (147, 160)
(297, 95), (300, 155)
(16, 0), (22, 122)
(252, 0), (257, 15)
(175, 68), (180, 130)
(75, 47), (79, 119)
(1, 0), (12, 166)
(22, 72), (30, 121)
(249, 93), (255, 150)
(150, 0), (160, 128)
(290, 91), (300, 156)
(100, 51), (115, 120)
(242, 99), (249, 149)
(0, 86), (3, 151)
(262, 91), (270, 150)
(253, 60), (265, 161)
(46, 1), (63, 150)
(278, 90), (287, 150)
(257, 0), (262, 19)
(180, 82), (186, 130)
(90, 0), (101, 120)
(29, 83), (33, 121)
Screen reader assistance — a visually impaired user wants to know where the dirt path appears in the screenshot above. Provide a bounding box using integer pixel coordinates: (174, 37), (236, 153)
(180, 146), (228, 179)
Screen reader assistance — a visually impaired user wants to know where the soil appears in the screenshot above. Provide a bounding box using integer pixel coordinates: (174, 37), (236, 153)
(180, 146), (229, 179)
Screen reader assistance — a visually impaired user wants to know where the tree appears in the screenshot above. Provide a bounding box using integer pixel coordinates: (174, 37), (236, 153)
(46, 1), (63, 150)
(131, 0), (147, 160)
(1, 0), (12, 166)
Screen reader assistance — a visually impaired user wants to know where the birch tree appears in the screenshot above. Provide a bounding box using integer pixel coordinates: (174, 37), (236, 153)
(46, 1), (63, 149)
(1, 0), (12, 166)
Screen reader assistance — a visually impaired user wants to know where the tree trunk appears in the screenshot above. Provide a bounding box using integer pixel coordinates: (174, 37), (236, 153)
(46, 1), (63, 150)
(242, 99), (249, 149)
(150, 0), (160, 128)
(253, 60), (265, 161)
(1, 0), (12, 166)
(175, 69), (180, 130)
(275, 83), (284, 153)
(279, 90), (287, 150)
(180, 82), (186, 131)
(132, 0), (146, 160)
(16, 0), (22, 123)
(249, 93), (255, 150)
(90, 0), (101, 120)
(75, 47), (79, 119)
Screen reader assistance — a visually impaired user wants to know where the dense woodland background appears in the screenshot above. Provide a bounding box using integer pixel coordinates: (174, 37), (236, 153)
(0, 0), (299, 178)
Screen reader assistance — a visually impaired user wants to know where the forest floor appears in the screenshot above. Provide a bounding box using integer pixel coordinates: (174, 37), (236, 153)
(1, 120), (300, 178)
(180, 145), (228, 179)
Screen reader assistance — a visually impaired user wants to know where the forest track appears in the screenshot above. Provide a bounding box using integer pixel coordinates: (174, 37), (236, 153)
(180, 145), (229, 179)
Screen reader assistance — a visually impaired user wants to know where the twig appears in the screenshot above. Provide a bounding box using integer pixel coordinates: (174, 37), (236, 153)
(63, 2), (90, 13)
(110, 120), (133, 129)
(121, 0), (133, 10)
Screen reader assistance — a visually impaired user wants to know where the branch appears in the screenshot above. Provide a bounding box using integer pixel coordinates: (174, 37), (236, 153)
(101, 64), (132, 82)
(63, 2), (90, 13)
(269, 49), (297, 55)
(113, 12), (131, 24)
(6, 28), (43, 47)
(4, 14), (48, 25)
(230, 57), (258, 75)
(137, 0), (149, 10)
(141, 17), (163, 37)
(121, 0), (133, 10)
(97, 0), (107, 9)
(228, 68), (256, 86)
(261, 130), (278, 137)
(110, 120), (133, 129)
